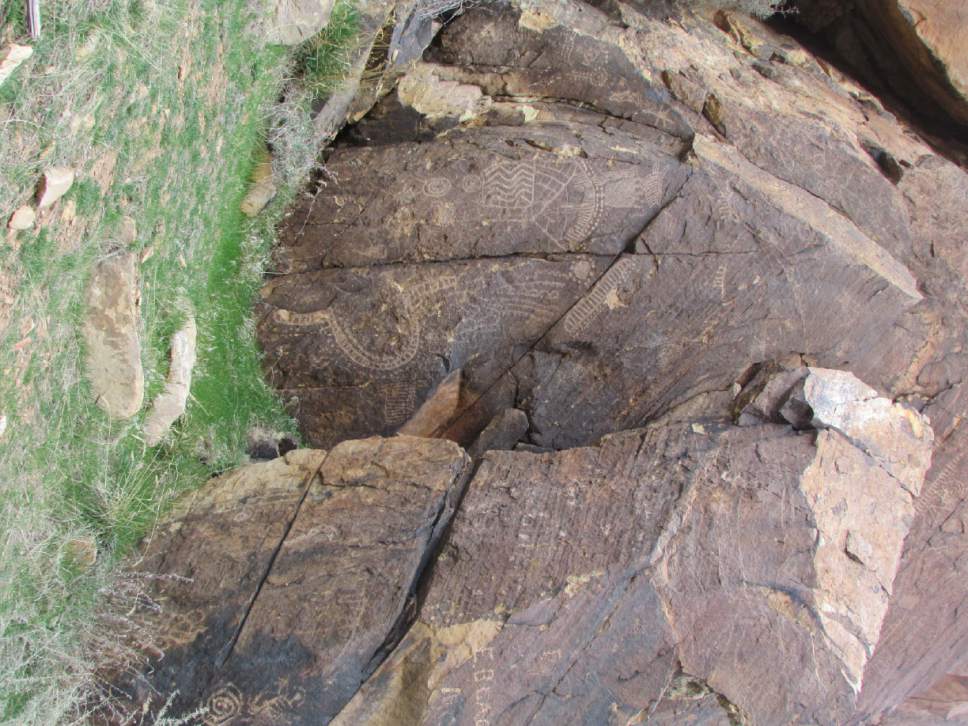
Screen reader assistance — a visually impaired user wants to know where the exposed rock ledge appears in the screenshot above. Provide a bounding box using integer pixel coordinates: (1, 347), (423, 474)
(104, 367), (933, 725)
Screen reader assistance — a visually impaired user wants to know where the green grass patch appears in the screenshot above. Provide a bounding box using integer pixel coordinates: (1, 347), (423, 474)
(295, 0), (362, 98)
(0, 0), (364, 720)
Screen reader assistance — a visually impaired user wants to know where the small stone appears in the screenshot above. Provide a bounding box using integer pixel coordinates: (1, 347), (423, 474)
(240, 155), (276, 217)
(37, 167), (75, 208)
(60, 199), (77, 225)
(0, 413), (7, 437)
(0, 44), (32, 87)
(143, 316), (197, 446)
(120, 216), (137, 244)
(8, 206), (35, 230)
(260, 0), (336, 45)
(82, 252), (144, 419)
(66, 536), (98, 570)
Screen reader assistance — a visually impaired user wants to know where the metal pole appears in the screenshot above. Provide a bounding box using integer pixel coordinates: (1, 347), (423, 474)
(27, 0), (41, 39)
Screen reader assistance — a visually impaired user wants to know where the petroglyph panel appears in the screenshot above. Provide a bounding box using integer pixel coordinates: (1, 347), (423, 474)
(274, 126), (687, 271)
(519, 145), (925, 449)
(258, 256), (608, 448)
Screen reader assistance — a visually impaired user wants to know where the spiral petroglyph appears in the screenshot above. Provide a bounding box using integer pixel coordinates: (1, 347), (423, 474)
(203, 684), (244, 725)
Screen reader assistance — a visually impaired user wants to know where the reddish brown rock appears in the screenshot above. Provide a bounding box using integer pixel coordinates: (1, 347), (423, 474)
(333, 380), (933, 724)
(106, 438), (470, 723)
(248, 0), (968, 721)
(796, 0), (968, 128)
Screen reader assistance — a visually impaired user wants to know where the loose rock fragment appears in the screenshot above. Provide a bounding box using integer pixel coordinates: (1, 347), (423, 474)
(239, 153), (276, 217)
(7, 206), (35, 230)
(37, 167), (75, 208)
(0, 44), (32, 87)
(258, 0), (336, 45)
(143, 315), (197, 445)
(82, 253), (144, 419)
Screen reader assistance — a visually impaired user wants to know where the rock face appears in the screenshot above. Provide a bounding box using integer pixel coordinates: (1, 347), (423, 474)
(252, 3), (968, 720)
(794, 0), (968, 127)
(259, 2), (928, 454)
(110, 367), (933, 724)
(82, 253), (144, 419)
(334, 378), (932, 726)
(107, 438), (471, 723)
(61, 0), (962, 722)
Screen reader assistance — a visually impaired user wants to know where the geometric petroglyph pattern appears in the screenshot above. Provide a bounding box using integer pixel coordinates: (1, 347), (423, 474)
(562, 256), (639, 336)
(480, 157), (604, 248)
(382, 381), (418, 425)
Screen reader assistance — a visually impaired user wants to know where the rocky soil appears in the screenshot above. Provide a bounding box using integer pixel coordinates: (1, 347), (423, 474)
(105, 0), (968, 723)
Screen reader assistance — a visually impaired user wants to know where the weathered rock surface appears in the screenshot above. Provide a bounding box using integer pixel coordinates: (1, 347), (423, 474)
(884, 665), (968, 724)
(82, 253), (144, 419)
(111, 368), (932, 724)
(143, 315), (197, 446)
(107, 437), (470, 723)
(256, 0), (335, 46)
(334, 384), (932, 725)
(237, 0), (968, 722)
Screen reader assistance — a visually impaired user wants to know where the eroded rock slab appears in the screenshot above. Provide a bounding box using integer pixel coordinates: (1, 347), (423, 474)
(83, 252), (144, 419)
(108, 437), (470, 723)
(334, 380), (934, 725)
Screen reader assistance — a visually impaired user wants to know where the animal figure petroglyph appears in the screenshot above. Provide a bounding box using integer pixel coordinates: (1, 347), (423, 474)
(270, 266), (574, 376)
